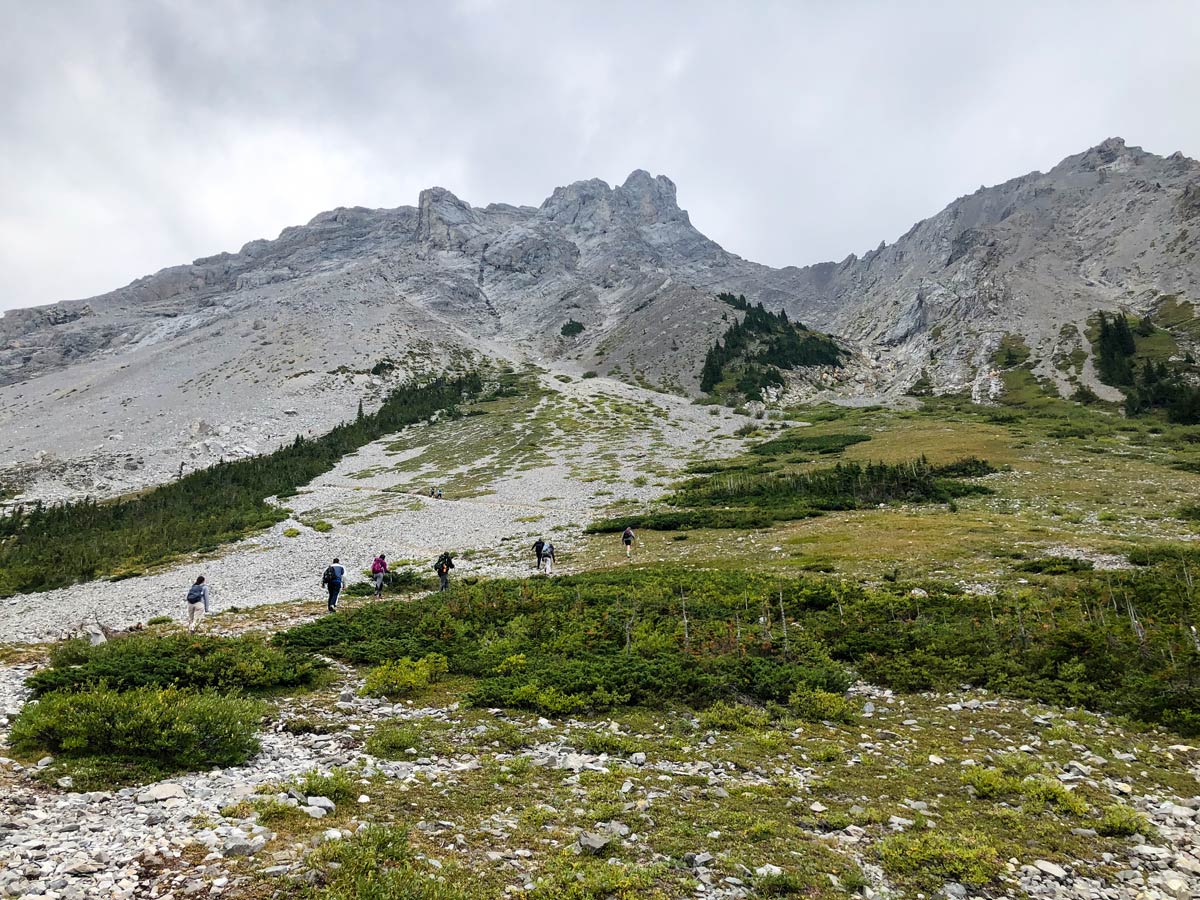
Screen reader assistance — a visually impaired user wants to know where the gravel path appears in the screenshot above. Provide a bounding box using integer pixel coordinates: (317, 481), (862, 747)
(0, 374), (760, 643)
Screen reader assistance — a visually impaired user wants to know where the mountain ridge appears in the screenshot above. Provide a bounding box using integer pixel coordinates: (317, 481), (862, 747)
(1, 137), (1198, 499)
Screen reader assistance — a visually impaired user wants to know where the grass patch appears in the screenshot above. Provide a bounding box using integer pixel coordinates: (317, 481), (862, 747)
(878, 830), (1005, 889)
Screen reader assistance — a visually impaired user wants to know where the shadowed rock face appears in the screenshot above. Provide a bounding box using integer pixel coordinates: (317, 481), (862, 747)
(1, 140), (1198, 495)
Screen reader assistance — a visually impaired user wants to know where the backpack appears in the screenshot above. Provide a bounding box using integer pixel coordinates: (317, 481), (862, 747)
(186, 584), (205, 603)
(322, 566), (337, 586)
(371, 558), (384, 574)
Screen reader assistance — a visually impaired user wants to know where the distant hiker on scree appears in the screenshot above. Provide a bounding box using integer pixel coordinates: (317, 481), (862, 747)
(185, 576), (209, 632)
(434, 552), (455, 592)
(532, 538), (545, 569)
(622, 526), (636, 559)
(371, 553), (389, 600)
(540, 541), (556, 576)
(322, 558), (346, 612)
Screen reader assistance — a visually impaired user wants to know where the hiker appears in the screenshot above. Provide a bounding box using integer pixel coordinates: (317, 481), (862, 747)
(436, 488), (444, 500)
(429, 487), (435, 498)
(185, 576), (209, 632)
(532, 538), (545, 569)
(434, 551), (455, 591)
(321, 557), (346, 612)
(541, 541), (556, 576)
(622, 526), (636, 559)
(371, 553), (389, 600)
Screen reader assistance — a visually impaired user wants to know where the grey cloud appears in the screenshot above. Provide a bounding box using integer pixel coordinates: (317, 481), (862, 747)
(2, 0), (1199, 308)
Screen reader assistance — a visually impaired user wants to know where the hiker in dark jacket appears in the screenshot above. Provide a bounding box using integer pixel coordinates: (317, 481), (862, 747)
(186, 576), (209, 632)
(622, 526), (636, 559)
(322, 558), (346, 612)
(434, 552), (455, 592)
(532, 538), (545, 569)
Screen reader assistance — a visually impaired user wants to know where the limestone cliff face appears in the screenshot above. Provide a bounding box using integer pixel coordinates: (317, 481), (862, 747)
(1, 139), (1198, 496)
(772, 138), (1200, 399)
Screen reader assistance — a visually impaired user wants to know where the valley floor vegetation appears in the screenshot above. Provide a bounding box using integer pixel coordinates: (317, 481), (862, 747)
(277, 565), (1200, 734)
(0, 374), (481, 597)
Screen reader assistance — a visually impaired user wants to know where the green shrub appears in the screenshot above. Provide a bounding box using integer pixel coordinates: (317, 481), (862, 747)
(25, 632), (325, 698)
(1020, 776), (1089, 815)
(480, 721), (533, 752)
(581, 370), (598, 379)
(1016, 557), (1094, 575)
(963, 767), (1021, 799)
(787, 689), (858, 723)
(749, 431), (870, 456)
(878, 830), (1004, 888)
(360, 654), (447, 699)
(700, 701), (771, 731)
(277, 565), (1200, 734)
(248, 798), (308, 826)
(146, 616), (173, 626)
(366, 724), (426, 759)
(1177, 504), (1200, 521)
(560, 320), (585, 337)
(579, 730), (639, 755)
(995, 752), (1042, 778)
(10, 686), (264, 780)
(283, 527), (301, 538)
(1097, 803), (1151, 837)
(297, 767), (359, 805)
(312, 520), (333, 533)
(302, 824), (475, 900)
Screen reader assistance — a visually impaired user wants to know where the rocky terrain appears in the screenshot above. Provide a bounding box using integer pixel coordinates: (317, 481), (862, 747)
(773, 138), (1200, 402)
(1, 138), (1197, 501)
(1, 641), (1197, 900)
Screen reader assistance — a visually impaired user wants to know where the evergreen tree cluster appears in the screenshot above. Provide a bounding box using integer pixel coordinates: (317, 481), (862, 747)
(0, 374), (481, 597)
(1095, 311), (1137, 385)
(1123, 358), (1200, 423)
(699, 293), (845, 399)
(1094, 311), (1200, 423)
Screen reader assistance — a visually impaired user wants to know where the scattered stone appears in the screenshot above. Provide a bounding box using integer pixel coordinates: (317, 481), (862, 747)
(577, 832), (612, 856)
(1034, 860), (1067, 880)
(137, 783), (187, 803)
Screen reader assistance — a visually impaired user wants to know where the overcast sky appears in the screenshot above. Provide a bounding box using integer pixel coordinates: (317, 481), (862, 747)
(2, 1), (1199, 310)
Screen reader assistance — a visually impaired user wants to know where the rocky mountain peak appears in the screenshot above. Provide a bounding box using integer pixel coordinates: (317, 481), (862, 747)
(614, 170), (688, 226)
(416, 186), (481, 250)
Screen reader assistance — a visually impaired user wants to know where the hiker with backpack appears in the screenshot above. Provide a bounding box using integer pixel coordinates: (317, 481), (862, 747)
(185, 576), (209, 632)
(434, 552), (454, 591)
(540, 541), (556, 576)
(371, 553), (389, 600)
(622, 526), (636, 559)
(321, 558), (346, 612)
(532, 538), (545, 569)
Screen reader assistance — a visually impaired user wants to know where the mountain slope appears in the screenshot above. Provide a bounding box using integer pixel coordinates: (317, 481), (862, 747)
(773, 137), (1200, 400)
(1, 139), (1198, 499)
